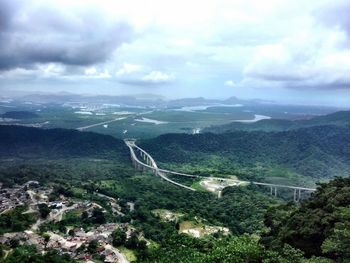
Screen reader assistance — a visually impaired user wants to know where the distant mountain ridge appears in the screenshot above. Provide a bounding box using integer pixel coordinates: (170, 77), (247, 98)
(204, 110), (350, 133)
(140, 124), (350, 179)
(9, 92), (277, 108)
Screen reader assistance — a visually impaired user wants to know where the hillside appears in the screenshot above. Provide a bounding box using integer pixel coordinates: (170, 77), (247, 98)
(204, 110), (350, 133)
(0, 126), (133, 187)
(0, 125), (128, 159)
(140, 125), (350, 181)
(263, 176), (350, 261)
(1, 111), (39, 119)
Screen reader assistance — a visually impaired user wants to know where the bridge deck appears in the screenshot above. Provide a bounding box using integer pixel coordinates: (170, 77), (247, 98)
(125, 140), (317, 194)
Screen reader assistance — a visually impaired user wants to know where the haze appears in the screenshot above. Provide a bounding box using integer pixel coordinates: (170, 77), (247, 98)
(1, 0), (350, 106)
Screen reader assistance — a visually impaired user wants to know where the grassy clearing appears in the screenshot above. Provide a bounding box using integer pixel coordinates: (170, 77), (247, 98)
(179, 220), (230, 238)
(191, 181), (209, 192)
(152, 209), (184, 222)
(118, 246), (137, 262)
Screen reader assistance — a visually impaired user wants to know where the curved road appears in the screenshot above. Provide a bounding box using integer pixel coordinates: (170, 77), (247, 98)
(125, 140), (316, 198)
(125, 140), (196, 191)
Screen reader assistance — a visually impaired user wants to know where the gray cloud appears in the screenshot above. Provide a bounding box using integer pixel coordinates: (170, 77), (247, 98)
(0, 0), (349, 106)
(317, 0), (350, 37)
(0, 0), (134, 70)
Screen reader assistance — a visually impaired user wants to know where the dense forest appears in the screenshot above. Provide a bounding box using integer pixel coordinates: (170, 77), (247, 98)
(1, 111), (39, 119)
(0, 124), (349, 262)
(140, 125), (350, 180)
(0, 125), (133, 187)
(0, 125), (128, 159)
(204, 110), (350, 133)
(2, 176), (349, 263)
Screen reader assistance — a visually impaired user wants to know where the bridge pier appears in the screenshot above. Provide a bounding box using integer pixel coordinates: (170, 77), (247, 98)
(126, 140), (316, 196)
(270, 186), (277, 197)
(218, 191), (222, 199)
(293, 189), (302, 202)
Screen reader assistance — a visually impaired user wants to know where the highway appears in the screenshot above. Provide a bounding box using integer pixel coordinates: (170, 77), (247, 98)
(76, 117), (126, 131)
(125, 140), (196, 191)
(125, 139), (316, 200)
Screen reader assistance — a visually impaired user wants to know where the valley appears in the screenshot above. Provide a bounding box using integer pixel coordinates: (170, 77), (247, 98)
(1, 0), (350, 262)
(0, 97), (349, 263)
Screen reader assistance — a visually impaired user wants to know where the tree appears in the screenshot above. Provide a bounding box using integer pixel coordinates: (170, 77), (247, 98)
(322, 207), (350, 261)
(125, 233), (140, 249)
(263, 177), (350, 260)
(38, 203), (51, 219)
(42, 233), (50, 249)
(68, 229), (75, 236)
(9, 238), (19, 248)
(58, 224), (67, 234)
(81, 211), (89, 222)
(91, 208), (106, 224)
(112, 228), (127, 247)
(87, 240), (98, 254)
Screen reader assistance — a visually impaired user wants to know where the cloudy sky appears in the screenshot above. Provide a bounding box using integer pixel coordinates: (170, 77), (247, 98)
(0, 0), (350, 106)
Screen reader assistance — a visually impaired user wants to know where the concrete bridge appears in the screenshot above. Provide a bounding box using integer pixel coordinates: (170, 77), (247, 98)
(124, 139), (316, 201)
(125, 140), (197, 191)
(251, 182), (316, 202)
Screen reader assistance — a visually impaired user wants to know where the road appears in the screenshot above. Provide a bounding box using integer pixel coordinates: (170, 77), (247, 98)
(125, 140), (196, 191)
(105, 244), (129, 263)
(125, 139), (316, 199)
(31, 204), (78, 231)
(77, 117), (126, 131)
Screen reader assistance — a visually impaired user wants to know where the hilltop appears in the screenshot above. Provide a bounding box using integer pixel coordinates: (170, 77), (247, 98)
(0, 125), (128, 159)
(1, 111), (39, 119)
(204, 110), (350, 133)
(140, 125), (350, 181)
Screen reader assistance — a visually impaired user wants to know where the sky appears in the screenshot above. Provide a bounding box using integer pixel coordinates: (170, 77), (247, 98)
(0, 0), (350, 106)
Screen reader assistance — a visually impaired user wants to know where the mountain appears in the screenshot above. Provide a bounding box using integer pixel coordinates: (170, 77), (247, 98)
(140, 125), (350, 180)
(204, 110), (350, 133)
(0, 125), (128, 159)
(263, 176), (350, 260)
(1, 111), (39, 119)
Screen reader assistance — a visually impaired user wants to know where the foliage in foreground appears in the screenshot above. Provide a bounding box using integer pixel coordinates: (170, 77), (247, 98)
(263, 177), (350, 262)
(0, 245), (76, 263)
(0, 206), (36, 235)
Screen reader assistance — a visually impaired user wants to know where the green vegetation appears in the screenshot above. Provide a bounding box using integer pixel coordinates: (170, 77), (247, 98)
(140, 125), (350, 181)
(0, 125), (128, 159)
(263, 177), (350, 262)
(1, 245), (77, 263)
(0, 206), (36, 234)
(38, 204), (51, 219)
(1, 111), (39, 119)
(0, 123), (349, 262)
(204, 110), (350, 133)
(112, 228), (127, 246)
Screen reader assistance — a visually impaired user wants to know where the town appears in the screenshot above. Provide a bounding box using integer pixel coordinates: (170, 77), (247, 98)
(0, 181), (138, 263)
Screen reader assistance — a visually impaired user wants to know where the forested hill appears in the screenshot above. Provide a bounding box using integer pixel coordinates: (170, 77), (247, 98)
(140, 125), (350, 179)
(263, 176), (350, 261)
(0, 125), (128, 160)
(204, 110), (350, 133)
(1, 111), (39, 119)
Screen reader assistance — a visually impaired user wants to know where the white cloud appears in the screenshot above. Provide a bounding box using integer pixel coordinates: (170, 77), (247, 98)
(142, 71), (174, 83)
(1, 0), (350, 104)
(83, 67), (111, 79)
(85, 67), (97, 75)
(116, 63), (143, 76)
(224, 80), (234, 87)
(243, 27), (350, 89)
